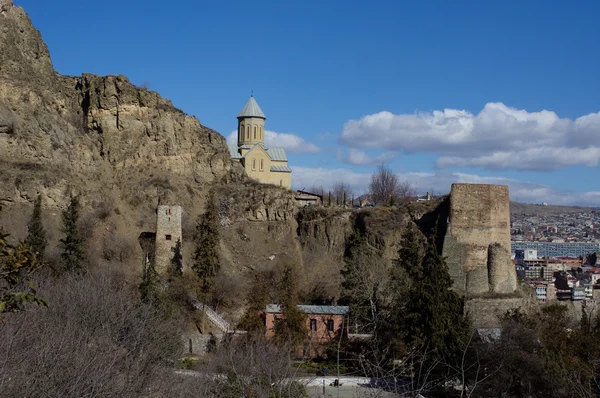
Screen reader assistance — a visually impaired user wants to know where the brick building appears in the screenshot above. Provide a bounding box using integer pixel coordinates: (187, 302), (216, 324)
(265, 304), (349, 357)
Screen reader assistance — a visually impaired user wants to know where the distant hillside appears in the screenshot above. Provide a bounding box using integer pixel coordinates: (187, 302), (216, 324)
(510, 201), (597, 215)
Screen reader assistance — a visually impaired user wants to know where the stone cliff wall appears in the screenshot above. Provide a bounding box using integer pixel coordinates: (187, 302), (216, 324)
(443, 184), (517, 296)
(0, 1), (240, 273)
(0, 1), (525, 324)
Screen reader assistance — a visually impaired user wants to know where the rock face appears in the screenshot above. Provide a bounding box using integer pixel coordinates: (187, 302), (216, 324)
(0, 4), (236, 204)
(0, 2), (523, 325)
(0, 1), (241, 268)
(442, 184), (518, 296)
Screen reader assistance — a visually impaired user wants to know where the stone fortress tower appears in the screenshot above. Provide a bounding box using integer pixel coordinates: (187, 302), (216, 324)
(228, 96), (292, 189)
(154, 205), (182, 272)
(442, 184), (518, 296)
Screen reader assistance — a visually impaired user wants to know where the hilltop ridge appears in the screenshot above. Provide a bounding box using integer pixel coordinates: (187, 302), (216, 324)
(510, 201), (597, 215)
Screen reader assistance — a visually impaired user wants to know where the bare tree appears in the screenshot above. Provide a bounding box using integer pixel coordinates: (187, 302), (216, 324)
(369, 164), (415, 205)
(398, 180), (417, 201)
(308, 184), (325, 196)
(179, 337), (308, 397)
(332, 181), (353, 206)
(0, 265), (183, 397)
(369, 164), (399, 205)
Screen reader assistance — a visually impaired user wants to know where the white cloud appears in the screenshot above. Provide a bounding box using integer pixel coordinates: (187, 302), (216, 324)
(292, 166), (372, 195)
(437, 146), (600, 171)
(227, 130), (320, 154)
(340, 102), (600, 171)
(291, 167), (600, 207)
(341, 148), (396, 166)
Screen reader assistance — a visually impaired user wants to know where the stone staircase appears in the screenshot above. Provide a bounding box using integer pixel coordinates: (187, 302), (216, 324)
(193, 302), (230, 333)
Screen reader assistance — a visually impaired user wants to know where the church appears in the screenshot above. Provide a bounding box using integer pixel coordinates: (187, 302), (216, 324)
(228, 96), (292, 189)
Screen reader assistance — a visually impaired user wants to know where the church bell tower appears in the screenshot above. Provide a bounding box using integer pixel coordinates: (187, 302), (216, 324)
(237, 95), (266, 147)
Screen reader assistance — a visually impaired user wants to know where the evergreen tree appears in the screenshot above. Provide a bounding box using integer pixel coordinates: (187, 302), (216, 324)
(401, 235), (469, 361)
(60, 193), (85, 272)
(274, 264), (307, 349)
(139, 257), (159, 304)
(0, 206), (47, 319)
(168, 238), (183, 279)
(237, 274), (269, 336)
(394, 223), (423, 281)
(382, 223), (423, 350)
(192, 193), (221, 296)
(24, 194), (47, 261)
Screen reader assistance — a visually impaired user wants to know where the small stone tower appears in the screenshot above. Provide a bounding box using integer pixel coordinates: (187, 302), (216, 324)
(155, 205), (182, 272)
(237, 95), (266, 148)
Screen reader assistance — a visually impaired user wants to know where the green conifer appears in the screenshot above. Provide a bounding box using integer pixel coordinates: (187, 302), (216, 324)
(139, 257), (159, 304)
(169, 238), (183, 279)
(274, 264), (307, 348)
(24, 194), (47, 261)
(401, 235), (469, 361)
(192, 193), (221, 296)
(60, 193), (85, 271)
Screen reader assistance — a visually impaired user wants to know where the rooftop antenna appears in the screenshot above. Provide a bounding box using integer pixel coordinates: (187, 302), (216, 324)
(251, 89), (254, 97)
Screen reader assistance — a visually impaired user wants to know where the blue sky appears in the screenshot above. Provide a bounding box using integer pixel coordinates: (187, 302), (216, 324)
(16, 0), (600, 206)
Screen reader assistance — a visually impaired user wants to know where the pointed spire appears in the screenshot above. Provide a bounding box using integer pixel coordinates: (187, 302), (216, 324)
(237, 96), (266, 119)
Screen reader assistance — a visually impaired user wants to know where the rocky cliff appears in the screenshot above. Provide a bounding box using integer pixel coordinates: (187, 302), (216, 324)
(0, 2), (522, 327)
(0, 0), (249, 261)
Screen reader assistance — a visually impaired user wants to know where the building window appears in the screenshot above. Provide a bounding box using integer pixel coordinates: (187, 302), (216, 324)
(254, 126), (257, 139)
(310, 319), (317, 332)
(326, 319), (334, 332)
(252, 159), (256, 170)
(280, 179), (282, 186)
(260, 126), (262, 140)
(246, 125), (250, 139)
(259, 159), (263, 171)
(239, 125), (243, 141)
(165, 234), (172, 241)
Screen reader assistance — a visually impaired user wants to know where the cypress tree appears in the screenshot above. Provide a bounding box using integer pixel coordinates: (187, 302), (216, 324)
(382, 223), (423, 349)
(237, 274), (269, 336)
(60, 193), (85, 272)
(401, 235), (469, 361)
(274, 264), (307, 349)
(24, 194), (47, 261)
(0, 206), (47, 318)
(139, 257), (159, 304)
(169, 238), (183, 279)
(192, 193), (221, 296)
(394, 223), (423, 281)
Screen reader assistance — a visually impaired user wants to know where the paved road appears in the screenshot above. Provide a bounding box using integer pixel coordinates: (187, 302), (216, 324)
(174, 371), (401, 397)
(302, 376), (400, 397)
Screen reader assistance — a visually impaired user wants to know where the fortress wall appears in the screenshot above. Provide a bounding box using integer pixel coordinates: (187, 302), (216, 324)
(155, 205), (182, 273)
(443, 184), (517, 295)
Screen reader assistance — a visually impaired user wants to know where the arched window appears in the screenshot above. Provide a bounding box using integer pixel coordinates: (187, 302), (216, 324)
(246, 125), (250, 139)
(252, 159), (256, 170)
(260, 159), (264, 170)
(280, 179), (282, 186)
(254, 126), (257, 139)
(239, 125), (243, 141)
(259, 126), (262, 140)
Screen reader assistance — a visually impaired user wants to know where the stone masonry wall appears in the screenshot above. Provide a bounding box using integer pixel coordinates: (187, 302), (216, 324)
(155, 205), (182, 273)
(443, 184), (517, 295)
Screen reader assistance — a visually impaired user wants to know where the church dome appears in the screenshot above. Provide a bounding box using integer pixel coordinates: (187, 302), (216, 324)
(237, 96), (266, 119)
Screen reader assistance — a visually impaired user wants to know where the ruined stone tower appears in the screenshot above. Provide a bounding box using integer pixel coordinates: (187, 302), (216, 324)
(442, 184), (517, 296)
(155, 205), (182, 272)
